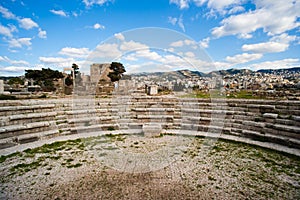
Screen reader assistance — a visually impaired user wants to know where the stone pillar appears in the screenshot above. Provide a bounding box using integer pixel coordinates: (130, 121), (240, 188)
(0, 80), (4, 94)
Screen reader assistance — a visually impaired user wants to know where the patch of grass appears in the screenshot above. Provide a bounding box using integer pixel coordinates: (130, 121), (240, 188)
(107, 126), (115, 131)
(66, 163), (82, 168)
(65, 158), (74, 163)
(10, 161), (41, 173)
(226, 90), (265, 99)
(0, 152), (22, 163)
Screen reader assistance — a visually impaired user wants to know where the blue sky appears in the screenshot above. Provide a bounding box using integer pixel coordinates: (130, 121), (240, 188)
(0, 0), (299, 76)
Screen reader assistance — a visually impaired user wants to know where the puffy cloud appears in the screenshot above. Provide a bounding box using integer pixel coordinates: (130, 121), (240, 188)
(249, 58), (300, 71)
(242, 33), (297, 53)
(59, 47), (91, 58)
(185, 51), (195, 58)
(169, 0), (190, 9)
(0, 24), (13, 37)
(242, 42), (289, 54)
(18, 18), (38, 30)
(226, 53), (262, 64)
(212, 0), (300, 38)
(170, 40), (184, 47)
(0, 66), (27, 72)
(0, 56), (29, 65)
(168, 17), (178, 25)
(0, 5), (17, 19)
(170, 39), (196, 47)
(83, 0), (112, 7)
(205, 0), (240, 13)
(38, 28), (47, 39)
(199, 37), (210, 48)
(8, 37), (32, 48)
(39, 57), (74, 66)
(50, 9), (68, 17)
(170, 0), (242, 14)
(168, 15), (185, 32)
(119, 40), (149, 51)
(178, 15), (185, 32)
(93, 23), (105, 29)
(114, 33), (125, 41)
(228, 6), (245, 14)
(91, 43), (122, 59)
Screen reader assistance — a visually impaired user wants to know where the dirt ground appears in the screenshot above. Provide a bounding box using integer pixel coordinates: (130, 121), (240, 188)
(1, 134), (299, 199)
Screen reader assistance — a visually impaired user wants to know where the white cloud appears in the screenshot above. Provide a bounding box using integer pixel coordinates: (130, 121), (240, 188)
(0, 56), (29, 65)
(168, 15), (185, 32)
(249, 58), (300, 71)
(39, 57), (74, 66)
(242, 42), (289, 54)
(8, 37), (32, 48)
(170, 39), (196, 47)
(59, 47), (91, 58)
(38, 28), (47, 39)
(91, 43), (122, 59)
(0, 24), (13, 37)
(228, 6), (245, 14)
(205, 0), (240, 13)
(0, 56), (6, 62)
(168, 16), (177, 25)
(93, 23), (105, 30)
(169, 0), (190, 9)
(170, 0), (242, 14)
(134, 49), (162, 61)
(178, 15), (185, 32)
(185, 51), (195, 58)
(83, 0), (112, 7)
(212, 0), (300, 38)
(199, 37), (210, 48)
(114, 33), (125, 41)
(0, 5), (17, 19)
(170, 40), (184, 47)
(226, 53), (262, 64)
(18, 18), (38, 30)
(242, 33), (297, 53)
(0, 66), (28, 73)
(50, 9), (68, 17)
(119, 40), (149, 51)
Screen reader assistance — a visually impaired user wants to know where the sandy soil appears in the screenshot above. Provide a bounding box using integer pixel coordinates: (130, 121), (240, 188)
(0, 134), (299, 200)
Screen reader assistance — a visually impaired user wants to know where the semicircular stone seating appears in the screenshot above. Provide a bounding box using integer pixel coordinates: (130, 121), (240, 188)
(0, 96), (299, 155)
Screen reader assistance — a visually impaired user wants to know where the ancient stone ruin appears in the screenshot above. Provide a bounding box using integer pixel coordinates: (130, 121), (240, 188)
(0, 95), (299, 156)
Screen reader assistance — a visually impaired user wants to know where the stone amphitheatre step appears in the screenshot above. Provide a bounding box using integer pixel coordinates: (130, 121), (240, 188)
(163, 129), (300, 156)
(0, 104), (56, 116)
(16, 129), (60, 144)
(68, 116), (119, 125)
(0, 121), (56, 139)
(240, 129), (300, 148)
(0, 129), (60, 149)
(0, 112), (57, 126)
(0, 137), (17, 149)
(265, 123), (300, 134)
(69, 123), (119, 134)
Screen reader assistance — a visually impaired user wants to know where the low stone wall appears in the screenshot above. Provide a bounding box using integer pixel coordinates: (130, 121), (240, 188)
(0, 96), (299, 155)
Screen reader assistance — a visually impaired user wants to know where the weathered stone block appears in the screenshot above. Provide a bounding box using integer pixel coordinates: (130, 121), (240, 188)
(142, 123), (162, 137)
(263, 113), (278, 119)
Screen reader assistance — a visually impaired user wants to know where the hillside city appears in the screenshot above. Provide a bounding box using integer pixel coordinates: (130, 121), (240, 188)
(0, 63), (299, 100)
